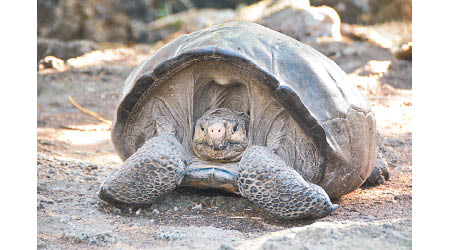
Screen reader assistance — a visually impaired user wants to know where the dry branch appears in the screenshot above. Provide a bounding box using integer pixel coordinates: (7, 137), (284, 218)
(68, 96), (112, 126)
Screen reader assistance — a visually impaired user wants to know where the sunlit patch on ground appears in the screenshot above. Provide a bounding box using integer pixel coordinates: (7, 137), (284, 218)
(66, 47), (152, 69)
(38, 45), (154, 75)
(37, 125), (122, 167)
(56, 125), (111, 146)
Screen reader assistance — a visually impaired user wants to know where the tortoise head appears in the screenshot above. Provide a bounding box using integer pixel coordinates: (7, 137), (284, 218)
(193, 108), (249, 162)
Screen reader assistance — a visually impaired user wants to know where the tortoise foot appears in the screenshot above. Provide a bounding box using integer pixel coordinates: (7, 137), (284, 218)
(363, 153), (390, 187)
(99, 134), (189, 207)
(237, 146), (338, 219)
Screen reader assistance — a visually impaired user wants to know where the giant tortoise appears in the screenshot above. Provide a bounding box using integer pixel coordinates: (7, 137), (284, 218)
(99, 21), (378, 219)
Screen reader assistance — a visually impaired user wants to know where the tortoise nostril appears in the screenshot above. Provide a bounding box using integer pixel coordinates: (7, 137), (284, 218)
(208, 123), (225, 139)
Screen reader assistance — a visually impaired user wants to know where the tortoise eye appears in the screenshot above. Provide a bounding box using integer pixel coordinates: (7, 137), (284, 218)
(232, 124), (239, 134)
(200, 126), (205, 132)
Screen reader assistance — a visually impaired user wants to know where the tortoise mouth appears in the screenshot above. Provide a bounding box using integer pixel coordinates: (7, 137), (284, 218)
(192, 141), (247, 162)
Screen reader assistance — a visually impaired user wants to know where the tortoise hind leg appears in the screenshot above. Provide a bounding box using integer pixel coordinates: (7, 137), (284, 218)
(237, 146), (338, 219)
(99, 134), (189, 207)
(363, 153), (390, 186)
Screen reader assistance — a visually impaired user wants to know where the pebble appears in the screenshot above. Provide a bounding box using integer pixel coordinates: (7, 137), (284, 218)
(152, 209), (160, 215)
(111, 207), (121, 214)
(219, 244), (234, 250)
(173, 207), (179, 212)
(87, 164), (98, 170)
(136, 208), (142, 215)
(38, 194), (54, 204)
(75, 151), (90, 156)
(365, 215), (376, 220)
(343, 47), (357, 56)
(149, 219), (155, 224)
(192, 204), (202, 210)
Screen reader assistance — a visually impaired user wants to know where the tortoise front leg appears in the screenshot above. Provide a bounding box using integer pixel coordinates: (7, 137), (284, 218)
(237, 146), (338, 219)
(99, 134), (189, 207)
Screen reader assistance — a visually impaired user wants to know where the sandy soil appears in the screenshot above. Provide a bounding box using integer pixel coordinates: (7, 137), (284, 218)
(37, 35), (411, 249)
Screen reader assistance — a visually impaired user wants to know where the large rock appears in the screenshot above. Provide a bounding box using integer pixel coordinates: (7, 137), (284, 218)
(237, 0), (342, 42)
(37, 0), (349, 45)
(82, 13), (133, 43)
(37, 0), (158, 43)
(135, 8), (237, 43)
(237, 0), (311, 21)
(370, 0), (412, 24)
(142, 0), (343, 43)
(37, 37), (99, 61)
(310, 0), (412, 24)
(241, 218), (412, 249)
(37, 0), (93, 41)
(340, 21), (412, 60)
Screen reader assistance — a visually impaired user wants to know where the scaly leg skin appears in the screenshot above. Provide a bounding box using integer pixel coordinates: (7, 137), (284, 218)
(237, 146), (338, 219)
(98, 134), (190, 207)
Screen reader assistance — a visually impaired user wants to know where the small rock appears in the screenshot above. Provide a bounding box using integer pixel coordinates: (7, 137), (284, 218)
(38, 194), (54, 204)
(87, 164), (98, 170)
(153, 229), (183, 241)
(394, 194), (412, 201)
(38, 139), (57, 146)
(192, 204), (202, 210)
(173, 207), (179, 212)
(219, 243), (234, 250)
(37, 239), (46, 248)
(110, 207), (121, 214)
(75, 151), (90, 156)
(152, 209), (160, 215)
(136, 208), (142, 215)
(365, 215), (376, 220)
(149, 219), (155, 224)
(62, 228), (114, 246)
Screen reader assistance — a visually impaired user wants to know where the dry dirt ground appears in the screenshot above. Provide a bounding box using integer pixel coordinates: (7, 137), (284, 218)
(37, 36), (412, 249)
